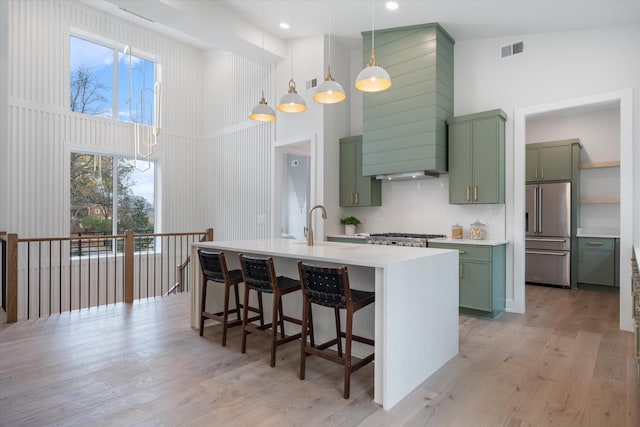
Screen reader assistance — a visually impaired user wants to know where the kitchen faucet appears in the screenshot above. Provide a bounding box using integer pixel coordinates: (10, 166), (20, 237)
(307, 204), (327, 246)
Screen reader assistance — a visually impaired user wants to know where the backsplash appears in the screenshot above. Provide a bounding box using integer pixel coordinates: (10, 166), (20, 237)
(337, 176), (506, 240)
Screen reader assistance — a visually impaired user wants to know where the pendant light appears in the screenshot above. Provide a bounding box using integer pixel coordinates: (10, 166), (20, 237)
(314, 17), (346, 104)
(355, 3), (391, 93)
(277, 44), (307, 113)
(250, 1), (276, 122)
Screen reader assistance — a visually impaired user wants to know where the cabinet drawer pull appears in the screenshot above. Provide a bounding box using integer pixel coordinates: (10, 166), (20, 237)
(540, 168), (544, 179)
(534, 169), (538, 179)
(458, 250), (466, 254)
(474, 186), (478, 201)
(587, 241), (604, 246)
(355, 192), (359, 205)
(466, 186), (470, 201)
(459, 263), (463, 279)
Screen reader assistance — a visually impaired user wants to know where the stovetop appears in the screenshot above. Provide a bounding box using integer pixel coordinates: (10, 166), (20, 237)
(367, 233), (446, 247)
(370, 233), (446, 239)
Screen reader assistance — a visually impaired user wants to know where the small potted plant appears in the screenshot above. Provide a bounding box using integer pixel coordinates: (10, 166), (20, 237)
(340, 216), (361, 235)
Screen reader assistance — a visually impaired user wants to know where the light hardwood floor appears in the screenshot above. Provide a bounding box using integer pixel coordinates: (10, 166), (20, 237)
(1, 284), (638, 426)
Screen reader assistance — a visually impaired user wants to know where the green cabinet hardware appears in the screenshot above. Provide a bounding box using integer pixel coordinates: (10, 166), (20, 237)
(577, 237), (619, 287)
(448, 109), (507, 204)
(430, 242), (506, 319)
(526, 139), (580, 183)
(339, 136), (381, 207)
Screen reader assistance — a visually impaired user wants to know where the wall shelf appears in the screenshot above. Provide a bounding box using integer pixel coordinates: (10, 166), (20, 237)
(578, 160), (620, 169)
(578, 197), (620, 204)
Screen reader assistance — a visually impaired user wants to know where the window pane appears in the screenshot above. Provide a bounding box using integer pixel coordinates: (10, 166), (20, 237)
(69, 36), (114, 118)
(116, 159), (155, 235)
(70, 153), (114, 235)
(117, 51), (156, 125)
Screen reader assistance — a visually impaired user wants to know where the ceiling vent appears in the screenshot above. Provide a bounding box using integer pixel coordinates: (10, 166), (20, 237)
(501, 41), (524, 58)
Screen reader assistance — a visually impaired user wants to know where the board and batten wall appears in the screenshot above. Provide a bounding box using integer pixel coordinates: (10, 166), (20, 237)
(3, 0), (204, 237)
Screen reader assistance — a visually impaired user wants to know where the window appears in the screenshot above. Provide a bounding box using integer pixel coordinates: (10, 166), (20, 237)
(70, 152), (155, 239)
(70, 35), (158, 126)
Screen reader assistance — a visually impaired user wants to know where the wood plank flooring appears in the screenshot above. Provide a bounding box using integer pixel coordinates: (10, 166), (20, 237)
(0, 284), (638, 426)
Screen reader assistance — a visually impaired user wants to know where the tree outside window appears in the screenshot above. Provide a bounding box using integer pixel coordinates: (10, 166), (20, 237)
(69, 34), (157, 253)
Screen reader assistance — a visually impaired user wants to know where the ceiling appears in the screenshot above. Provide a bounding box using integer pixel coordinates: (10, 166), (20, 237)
(93, 0), (640, 57)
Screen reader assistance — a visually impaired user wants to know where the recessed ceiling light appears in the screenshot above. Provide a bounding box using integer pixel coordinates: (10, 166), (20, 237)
(385, 2), (399, 11)
(280, 22), (290, 30)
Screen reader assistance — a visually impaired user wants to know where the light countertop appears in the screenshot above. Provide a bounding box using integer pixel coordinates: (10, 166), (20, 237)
(192, 238), (454, 268)
(576, 228), (620, 238)
(429, 237), (509, 246)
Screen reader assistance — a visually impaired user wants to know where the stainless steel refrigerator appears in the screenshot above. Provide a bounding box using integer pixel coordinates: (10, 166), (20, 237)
(525, 182), (571, 287)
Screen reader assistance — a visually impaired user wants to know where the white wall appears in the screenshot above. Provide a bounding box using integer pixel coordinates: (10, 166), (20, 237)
(453, 25), (639, 330)
(3, 0), (204, 237)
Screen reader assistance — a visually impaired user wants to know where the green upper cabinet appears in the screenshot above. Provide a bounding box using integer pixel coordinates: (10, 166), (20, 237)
(339, 136), (381, 207)
(361, 24), (454, 177)
(448, 109), (507, 204)
(526, 139), (580, 182)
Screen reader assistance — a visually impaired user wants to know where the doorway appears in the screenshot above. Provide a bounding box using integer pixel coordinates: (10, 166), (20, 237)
(281, 152), (310, 240)
(271, 134), (318, 242)
(512, 89), (633, 332)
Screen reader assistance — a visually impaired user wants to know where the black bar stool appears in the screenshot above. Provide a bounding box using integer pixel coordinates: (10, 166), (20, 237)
(297, 261), (375, 399)
(239, 254), (304, 367)
(198, 249), (243, 346)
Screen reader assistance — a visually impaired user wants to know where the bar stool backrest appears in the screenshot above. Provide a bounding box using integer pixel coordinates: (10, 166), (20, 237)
(298, 264), (352, 309)
(198, 250), (228, 282)
(240, 255), (277, 292)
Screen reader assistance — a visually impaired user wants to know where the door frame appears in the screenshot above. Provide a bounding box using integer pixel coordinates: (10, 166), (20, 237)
(511, 88), (633, 331)
(271, 133), (320, 240)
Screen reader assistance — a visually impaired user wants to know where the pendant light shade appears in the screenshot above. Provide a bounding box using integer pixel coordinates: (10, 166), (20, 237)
(355, 3), (391, 93)
(277, 79), (307, 113)
(249, 92), (276, 121)
(314, 65), (346, 104)
(250, 0), (276, 122)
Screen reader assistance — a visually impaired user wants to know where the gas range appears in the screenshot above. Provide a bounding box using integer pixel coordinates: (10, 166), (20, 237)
(367, 233), (446, 247)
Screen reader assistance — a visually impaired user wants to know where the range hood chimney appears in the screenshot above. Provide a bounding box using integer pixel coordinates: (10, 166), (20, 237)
(361, 23), (454, 178)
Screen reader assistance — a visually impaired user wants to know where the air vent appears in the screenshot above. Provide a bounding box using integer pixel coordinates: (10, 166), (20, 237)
(500, 41), (524, 58)
(305, 78), (317, 90)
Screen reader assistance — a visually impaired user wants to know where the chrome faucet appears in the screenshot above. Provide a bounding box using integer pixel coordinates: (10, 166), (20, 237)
(307, 204), (327, 246)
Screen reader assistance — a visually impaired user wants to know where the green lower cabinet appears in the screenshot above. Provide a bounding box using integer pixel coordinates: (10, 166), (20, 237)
(430, 242), (506, 319)
(577, 237), (618, 287)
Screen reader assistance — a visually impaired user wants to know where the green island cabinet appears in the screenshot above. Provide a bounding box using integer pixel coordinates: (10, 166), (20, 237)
(339, 135), (381, 207)
(526, 139), (580, 182)
(447, 109), (507, 204)
(577, 237), (620, 287)
(429, 241), (506, 319)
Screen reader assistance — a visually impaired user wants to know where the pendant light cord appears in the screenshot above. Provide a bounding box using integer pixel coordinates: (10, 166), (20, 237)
(371, 2), (375, 53)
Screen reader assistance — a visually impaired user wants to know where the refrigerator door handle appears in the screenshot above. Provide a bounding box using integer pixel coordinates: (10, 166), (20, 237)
(525, 238), (568, 243)
(537, 186), (543, 234)
(533, 186), (538, 233)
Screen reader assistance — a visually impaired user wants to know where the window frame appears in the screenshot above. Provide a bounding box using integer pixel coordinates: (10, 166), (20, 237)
(69, 29), (160, 126)
(70, 149), (158, 258)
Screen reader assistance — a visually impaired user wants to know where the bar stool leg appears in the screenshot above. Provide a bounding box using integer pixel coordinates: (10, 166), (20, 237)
(241, 285), (251, 354)
(221, 282), (231, 346)
(334, 307), (343, 357)
(199, 277), (208, 337)
(300, 298), (310, 380)
(344, 306), (354, 399)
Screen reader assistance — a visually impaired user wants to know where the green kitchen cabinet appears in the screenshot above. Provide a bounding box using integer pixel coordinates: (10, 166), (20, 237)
(429, 241), (506, 319)
(448, 109), (506, 204)
(526, 139), (580, 182)
(578, 237), (619, 287)
(339, 136), (381, 207)
(326, 236), (367, 244)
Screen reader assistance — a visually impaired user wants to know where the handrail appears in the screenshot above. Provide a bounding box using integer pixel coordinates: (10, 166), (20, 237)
(165, 229), (214, 296)
(1, 228), (213, 323)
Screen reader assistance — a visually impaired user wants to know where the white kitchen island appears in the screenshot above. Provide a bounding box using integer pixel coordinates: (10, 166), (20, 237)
(189, 239), (458, 410)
